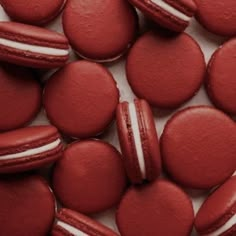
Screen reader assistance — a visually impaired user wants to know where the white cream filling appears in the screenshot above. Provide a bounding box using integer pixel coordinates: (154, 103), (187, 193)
(204, 214), (236, 236)
(128, 102), (146, 179)
(150, 0), (191, 22)
(57, 221), (88, 236)
(0, 138), (61, 160)
(0, 37), (69, 56)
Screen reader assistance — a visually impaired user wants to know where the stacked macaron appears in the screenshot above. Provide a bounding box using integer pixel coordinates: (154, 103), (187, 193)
(0, 0), (235, 235)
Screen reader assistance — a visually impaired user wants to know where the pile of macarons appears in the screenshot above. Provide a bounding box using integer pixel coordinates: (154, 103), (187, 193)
(0, 0), (235, 235)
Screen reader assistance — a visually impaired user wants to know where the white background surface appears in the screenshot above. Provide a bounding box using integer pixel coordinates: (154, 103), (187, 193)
(0, 5), (229, 236)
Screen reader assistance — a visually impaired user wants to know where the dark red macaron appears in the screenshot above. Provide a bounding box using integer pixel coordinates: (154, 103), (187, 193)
(116, 99), (161, 184)
(0, 174), (55, 235)
(206, 38), (236, 115)
(194, 0), (236, 36)
(0, 0), (67, 25)
(0, 63), (41, 131)
(52, 208), (118, 236)
(0, 22), (69, 68)
(161, 106), (236, 189)
(128, 0), (197, 32)
(195, 176), (236, 236)
(0, 125), (63, 173)
(62, 0), (138, 62)
(126, 31), (205, 109)
(44, 61), (119, 139)
(53, 140), (127, 214)
(117, 179), (194, 236)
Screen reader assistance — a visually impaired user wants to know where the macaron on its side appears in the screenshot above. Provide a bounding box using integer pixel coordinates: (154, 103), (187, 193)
(0, 175), (55, 235)
(161, 106), (236, 189)
(126, 31), (205, 109)
(0, 63), (41, 131)
(52, 208), (118, 236)
(116, 99), (161, 184)
(194, 0), (236, 37)
(43, 61), (119, 139)
(0, 126), (63, 173)
(206, 38), (236, 115)
(62, 0), (138, 62)
(0, 0), (67, 25)
(116, 179), (194, 236)
(0, 22), (69, 68)
(128, 0), (196, 32)
(195, 176), (236, 236)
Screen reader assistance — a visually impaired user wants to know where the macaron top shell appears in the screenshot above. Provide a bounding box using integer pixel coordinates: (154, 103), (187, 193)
(161, 106), (236, 189)
(117, 179), (194, 236)
(44, 61), (119, 138)
(194, 0), (236, 36)
(206, 38), (236, 115)
(126, 31), (205, 109)
(0, 175), (55, 235)
(53, 208), (118, 236)
(0, 0), (66, 25)
(53, 140), (127, 214)
(195, 176), (236, 235)
(63, 0), (138, 62)
(0, 63), (41, 131)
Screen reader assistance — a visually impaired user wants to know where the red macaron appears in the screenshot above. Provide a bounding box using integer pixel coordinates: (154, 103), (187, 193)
(0, 63), (41, 131)
(44, 61), (119, 139)
(0, 174), (55, 235)
(0, 0), (67, 25)
(194, 0), (236, 36)
(128, 0), (197, 32)
(126, 31), (205, 109)
(0, 125), (63, 173)
(52, 208), (118, 236)
(161, 106), (236, 189)
(117, 179), (194, 236)
(195, 176), (236, 236)
(116, 99), (161, 184)
(62, 0), (138, 62)
(206, 38), (236, 115)
(0, 22), (69, 68)
(53, 140), (127, 214)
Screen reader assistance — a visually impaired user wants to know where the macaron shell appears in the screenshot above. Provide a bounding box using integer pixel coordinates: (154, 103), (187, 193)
(0, 175), (55, 235)
(53, 208), (118, 236)
(0, 64), (41, 131)
(0, 0), (66, 25)
(53, 140), (127, 214)
(161, 106), (236, 189)
(195, 176), (236, 234)
(116, 102), (143, 184)
(63, 0), (138, 61)
(194, 0), (236, 36)
(136, 99), (161, 181)
(44, 61), (119, 138)
(126, 31), (205, 109)
(206, 38), (236, 115)
(117, 179), (194, 236)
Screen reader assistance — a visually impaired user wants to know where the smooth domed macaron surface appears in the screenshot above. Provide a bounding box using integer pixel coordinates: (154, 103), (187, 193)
(206, 38), (236, 115)
(117, 179), (194, 236)
(194, 0), (236, 36)
(0, 175), (55, 235)
(63, 0), (138, 62)
(43, 61), (119, 139)
(126, 31), (205, 109)
(0, 63), (41, 131)
(0, 0), (66, 25)
(161, 106), (236, 189)
(53, 140), (127, 214)
(195, 176), (236, 235)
